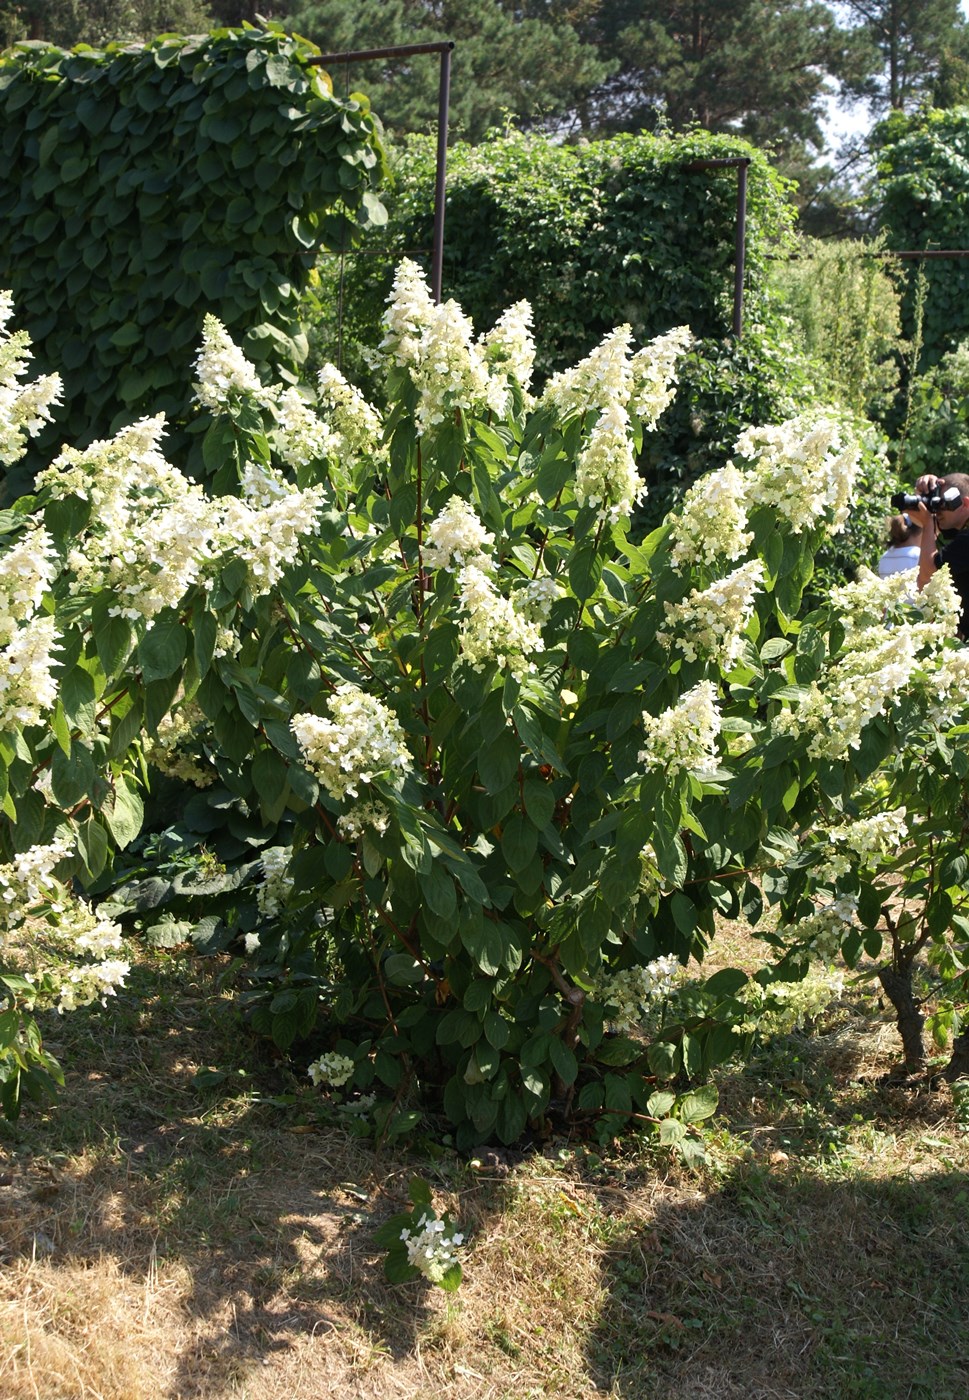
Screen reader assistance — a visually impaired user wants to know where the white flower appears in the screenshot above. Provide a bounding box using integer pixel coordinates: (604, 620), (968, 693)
(0, 614), (59, 729)
(519, 575), (562, 624)
(542, 325), (634, 419)
(424, 497), (495, 572)
(736, 413), (860, 536)
(0, 294), (62, 467)
(256, 847), (293, 919)
(668, 462), (752, 570)
(773, 631), (918, 759)
(193, 315), (265, 411)
(827, 808), (908, 864)
(574, 398), (644, 524)
(0, 838), (72, 928)
(629, 325), (693, 427)
(317, 363), (383, 466)
(381, 260), (491, 435)
(455, 564), (544, 676)
(777, 896), (857, 962)
(639, 681), (722, 777)
(0, 526), (58, 646)
(274, 386), (333, 469)
(214, 484), (326, 593)
(593, 955), (682, 1035)
(337, 801), (391, 839)
(400, 1212), (464, 1283)
(292, 685), (410, 801)
(244, 932), (261, 954)
(479, 299), (535, 402)
(307, 1051), (355, 1088)
(660, 559), (765, 668)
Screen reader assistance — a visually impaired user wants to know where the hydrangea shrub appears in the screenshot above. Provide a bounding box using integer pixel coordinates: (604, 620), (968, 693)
(1, 263), (968, 1133)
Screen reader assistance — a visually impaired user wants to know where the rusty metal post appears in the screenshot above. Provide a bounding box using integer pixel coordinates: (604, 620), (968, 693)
(734, 159), (748, 337)
(431, 42), (453, 303)
(310, 40), (455, 305)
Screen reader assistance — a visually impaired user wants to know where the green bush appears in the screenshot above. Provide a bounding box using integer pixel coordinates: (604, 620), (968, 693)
(768, 235), (903, 421)
(896, 339), (969, 481)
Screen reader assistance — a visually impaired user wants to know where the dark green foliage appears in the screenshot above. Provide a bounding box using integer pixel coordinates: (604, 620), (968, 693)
(0, 25), (385, 484)
(574, 0), (856, 155)
(0, 0), (215, 48)
(897, 340), (969, 480)
(838, 0), (969, 112)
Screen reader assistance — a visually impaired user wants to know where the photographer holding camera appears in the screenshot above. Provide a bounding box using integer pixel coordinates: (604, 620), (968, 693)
(896, 473), (969, 638)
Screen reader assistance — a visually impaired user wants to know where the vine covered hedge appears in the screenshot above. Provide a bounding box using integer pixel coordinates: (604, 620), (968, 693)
(0, 25), (386, 482)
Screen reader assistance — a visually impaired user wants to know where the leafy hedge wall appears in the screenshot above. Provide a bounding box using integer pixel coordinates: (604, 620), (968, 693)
(0, 25), (386, 482)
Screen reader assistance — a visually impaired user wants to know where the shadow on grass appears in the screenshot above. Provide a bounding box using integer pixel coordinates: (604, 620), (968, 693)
(586, 1160), (969, 1400)
(0, 952), (443, 1397)
(2, 953), (968, 1399)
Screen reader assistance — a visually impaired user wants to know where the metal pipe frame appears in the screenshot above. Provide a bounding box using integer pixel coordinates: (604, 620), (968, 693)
(309, 41), (455, 304)
(681, 157), (752, 338)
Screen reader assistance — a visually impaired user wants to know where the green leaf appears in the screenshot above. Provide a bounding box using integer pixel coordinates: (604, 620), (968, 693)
(658, 1118), (686, 1146)
(678, 1083), (718, 1123)
(104, 781), (144, 848)
(548, 1036), (578, 1085)
(139, 617), (187, 682)
(568, 542), (603, 602)
(423, 862), (457, 919)
(478, 729), (519, 795)
(60, 665), (96, 731)
(50, 743), (96, 809)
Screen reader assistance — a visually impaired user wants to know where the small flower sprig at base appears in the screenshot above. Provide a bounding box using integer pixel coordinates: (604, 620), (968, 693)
(374, 1177), (465, 1292)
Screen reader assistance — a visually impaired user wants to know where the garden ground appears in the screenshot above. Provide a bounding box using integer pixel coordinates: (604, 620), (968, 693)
(0, 951), (967, 1400)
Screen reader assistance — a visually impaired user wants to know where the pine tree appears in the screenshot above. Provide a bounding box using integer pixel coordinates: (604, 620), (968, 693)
(839, 0), (969, 111)
(573, 0), (859, 157)
(283, 0), (611, 140)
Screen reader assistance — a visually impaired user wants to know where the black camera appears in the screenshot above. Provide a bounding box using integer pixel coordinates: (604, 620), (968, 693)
(891, 487), (963, 514)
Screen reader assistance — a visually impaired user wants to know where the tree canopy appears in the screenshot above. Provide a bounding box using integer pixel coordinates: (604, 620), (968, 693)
(573, 0), (857, 154)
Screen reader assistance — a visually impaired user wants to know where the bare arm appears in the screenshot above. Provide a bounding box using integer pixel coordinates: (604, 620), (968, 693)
(912, 500), (938, 591)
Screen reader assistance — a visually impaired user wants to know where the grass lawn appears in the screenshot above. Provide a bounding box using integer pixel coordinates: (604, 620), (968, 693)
(1, 949), (967, 1399)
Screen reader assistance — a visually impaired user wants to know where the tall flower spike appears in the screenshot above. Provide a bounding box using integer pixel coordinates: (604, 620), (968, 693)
(193, 314), (265, 411)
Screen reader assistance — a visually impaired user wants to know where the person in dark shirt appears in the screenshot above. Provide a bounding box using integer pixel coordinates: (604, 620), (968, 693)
(912, 472), (969, 638)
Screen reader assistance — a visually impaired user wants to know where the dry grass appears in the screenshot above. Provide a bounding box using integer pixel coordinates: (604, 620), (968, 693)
(1, 949), (968, 1399)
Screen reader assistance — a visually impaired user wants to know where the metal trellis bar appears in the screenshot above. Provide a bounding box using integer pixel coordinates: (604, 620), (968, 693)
(309, 41), (455, 304)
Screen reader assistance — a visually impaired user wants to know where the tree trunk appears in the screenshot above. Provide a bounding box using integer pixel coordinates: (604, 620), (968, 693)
(889, 0), (900, 107)
(878, 962), (925, 1071)
(944, 1028), (969, 1083)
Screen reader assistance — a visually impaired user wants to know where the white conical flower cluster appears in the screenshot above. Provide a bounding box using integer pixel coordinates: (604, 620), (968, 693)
(292, 684), (411, 801)
(543, 323), (693, 525)
(381, 259), (536, 435)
